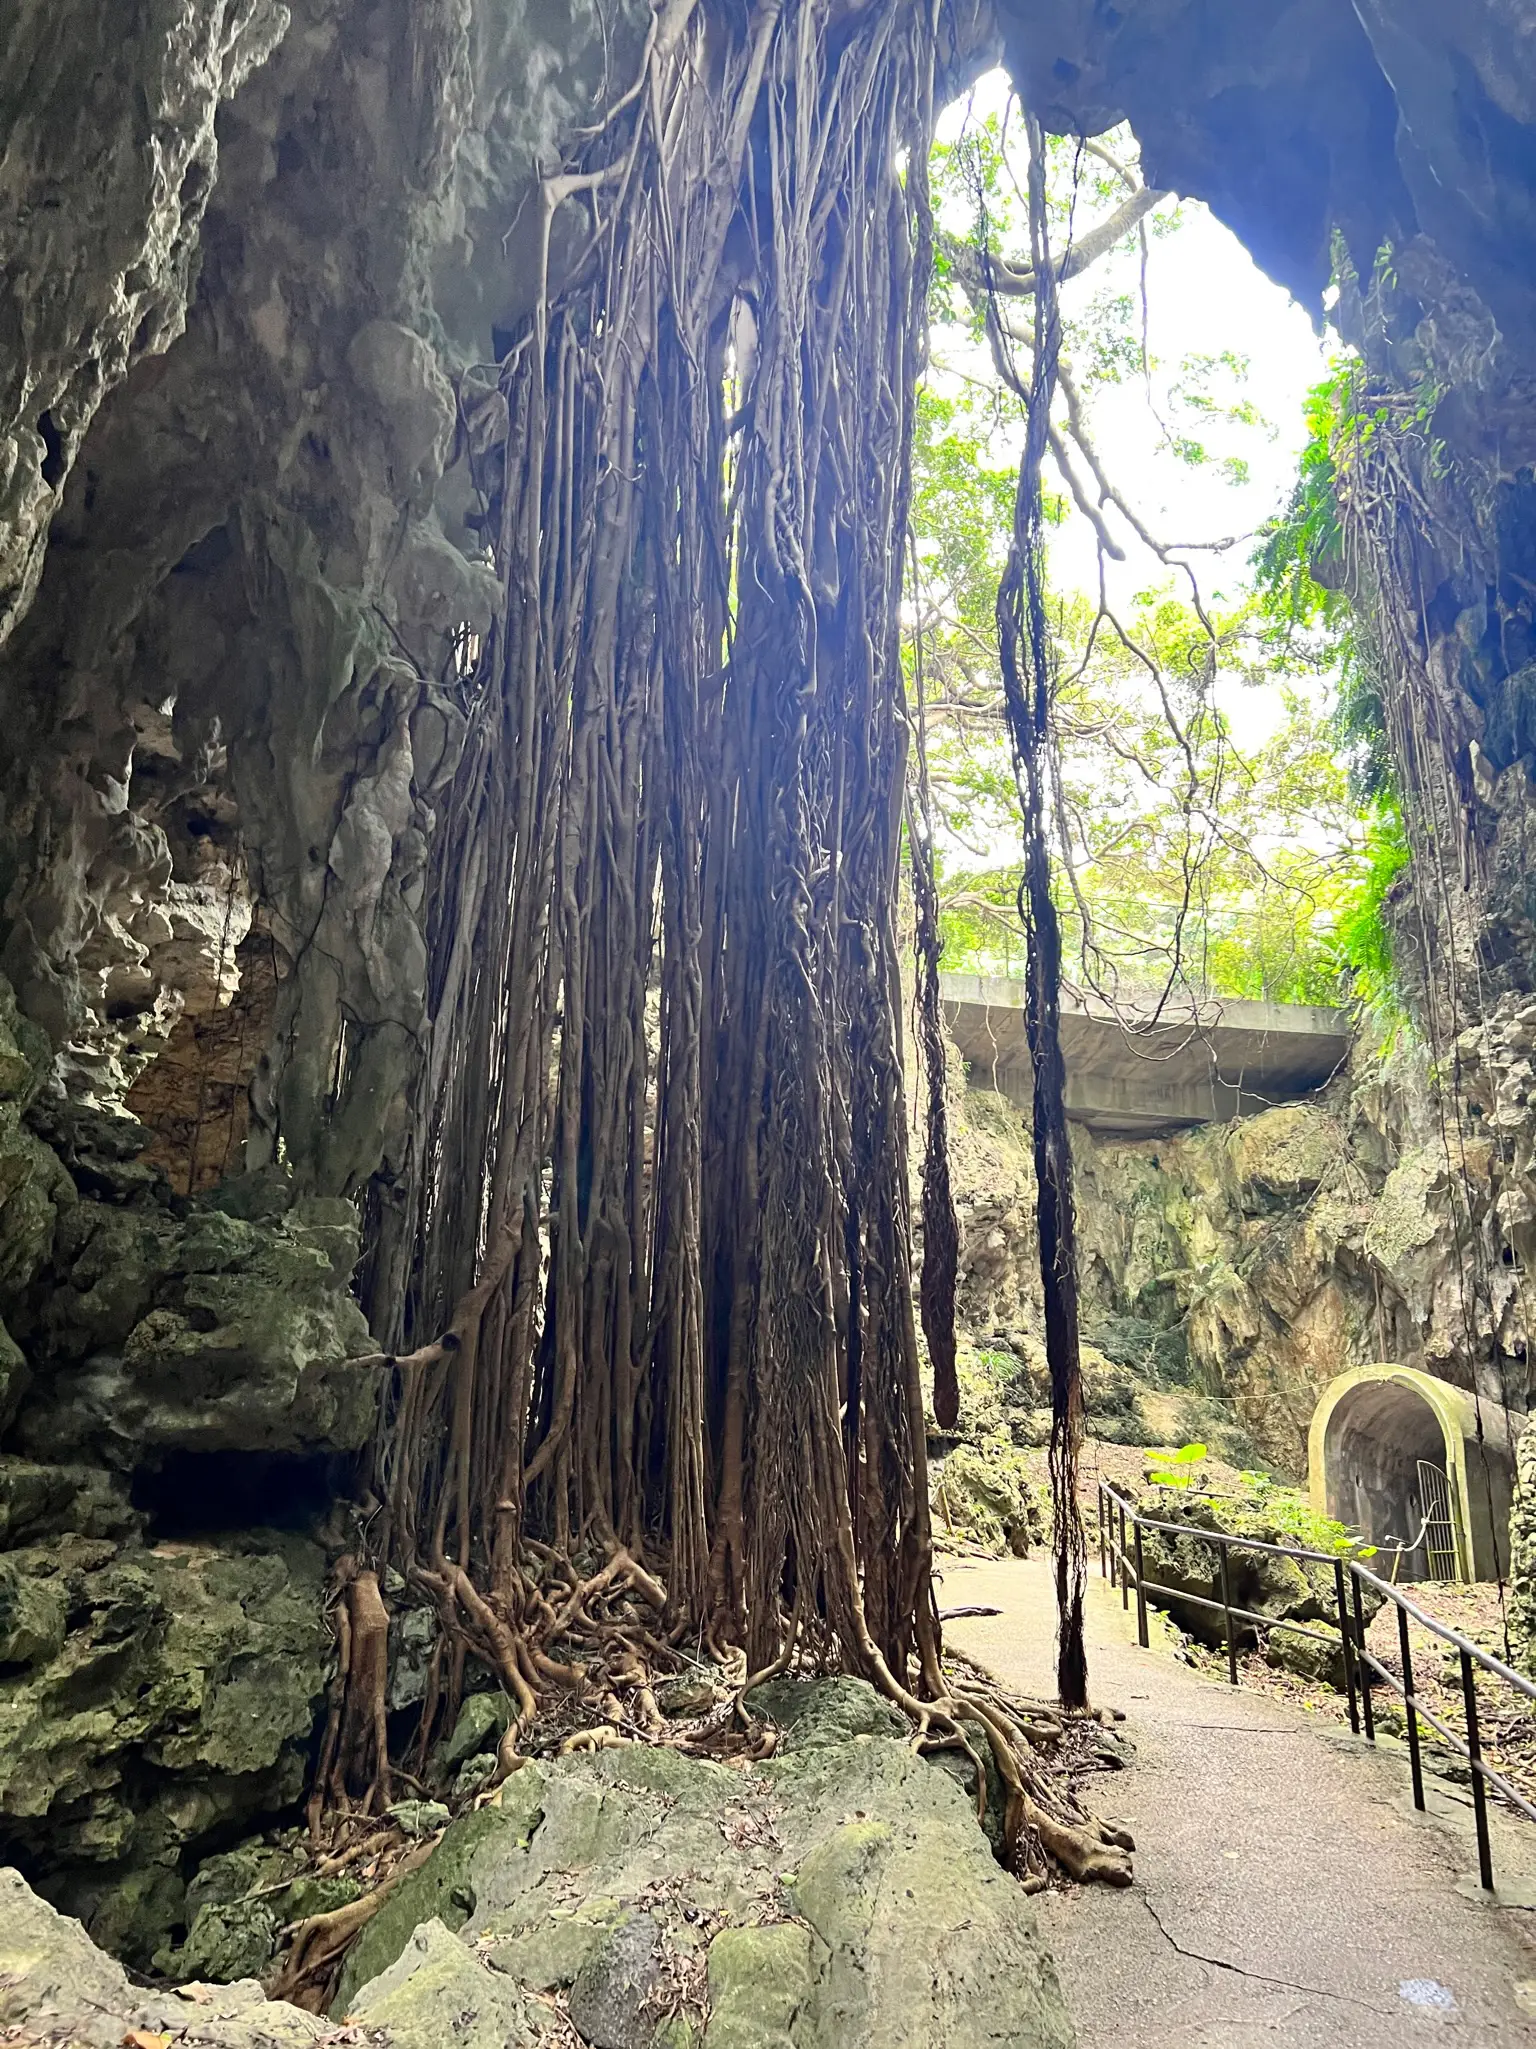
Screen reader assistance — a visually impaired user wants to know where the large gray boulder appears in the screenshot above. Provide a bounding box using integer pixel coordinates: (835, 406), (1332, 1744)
(0, 1680), (1076, 2048)
(0, 1864), (325, 2049)
(335, 1678), (1075, 2049)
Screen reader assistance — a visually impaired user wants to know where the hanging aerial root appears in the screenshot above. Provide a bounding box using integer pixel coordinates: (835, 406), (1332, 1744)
(310, 1559), (393, 1831)
(304, 0), (1130, 1966)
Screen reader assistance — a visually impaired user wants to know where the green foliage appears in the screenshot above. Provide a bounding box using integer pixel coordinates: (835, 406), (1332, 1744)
(912, 89), (1374, 1012)
(1326, 796), (1412, 1032)
(1145, 1461), (1376, 1557)
(1250, 359), (1404, 804)
(1252, 363), (1354, 632)
(1146, 1441), (1208, 1488)
(927, 631), (1364, 1005)
(909, 388), (1018, 642)
(1231, 1469), (1377, 1558)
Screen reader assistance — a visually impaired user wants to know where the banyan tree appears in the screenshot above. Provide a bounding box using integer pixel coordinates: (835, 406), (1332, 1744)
(311, 0), (1125, 1922)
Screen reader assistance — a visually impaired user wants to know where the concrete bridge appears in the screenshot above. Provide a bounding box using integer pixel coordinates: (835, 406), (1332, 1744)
(940, 971), (1353, 1136)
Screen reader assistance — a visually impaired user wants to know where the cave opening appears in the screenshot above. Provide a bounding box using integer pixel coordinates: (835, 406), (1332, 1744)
(1323, 1377), (1457, 1578)
(130, 1449), (349, 1540)
(1313, 1368), (1520, 1583)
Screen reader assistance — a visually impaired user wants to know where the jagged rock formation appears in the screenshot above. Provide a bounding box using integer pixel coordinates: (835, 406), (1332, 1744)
(0, 0), (623, 1251)
(940, 1028), (1529, 1475)
(0, 968), (375, 1961)
(1130, 1490), (1382, 1672)
(0, 1678), (1074, 2048)
(0, 1864), (327, 2049)
(997, 1), (1536, 336)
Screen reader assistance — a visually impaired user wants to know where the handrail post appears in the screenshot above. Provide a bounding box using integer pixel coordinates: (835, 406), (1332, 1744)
(1133, 1522), (1149, 1649)
(1335, 1557), (1359, 1735)
(1352, 1569), (1375, 1742)
(1097, 1487), (1106, 1581)
(1399, 1602), (1425, 1811)
(1462, 1647), (1495, 1892)
(1119, 1504), (1130, 1611)
(1219, 1544), (1238, 1687)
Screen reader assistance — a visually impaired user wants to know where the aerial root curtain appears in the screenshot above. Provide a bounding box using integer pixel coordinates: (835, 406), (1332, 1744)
(370, 0), (946, 1696)
(326, 0), (1133, 1889)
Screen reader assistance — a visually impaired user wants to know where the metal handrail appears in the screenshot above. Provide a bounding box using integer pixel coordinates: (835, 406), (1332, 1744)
(1097, 1478), (1536, 1891)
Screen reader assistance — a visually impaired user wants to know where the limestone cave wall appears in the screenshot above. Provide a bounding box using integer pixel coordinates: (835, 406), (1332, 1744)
(944, 1025), (1533, 1479)
(0, 0), (632, 1963)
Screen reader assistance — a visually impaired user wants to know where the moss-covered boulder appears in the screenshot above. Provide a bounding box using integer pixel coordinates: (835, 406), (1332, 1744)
(0, 1315), (27, 1433)
(337, 1682), (1073, 2049)
(163, 1893), (282, 1983)
(437, 1687), (514, 1769)
(1265, 1619), (1349, 1688)
(334, 1784), (546, 2012)
(0, 1553), (67, 1664)
(743, 1675), (907, 1750)
(0, 1455), (136, 1544)
(14, 1197), (379, 1461)
(707, 1922), (821, 2049)
(0, 1533), (328, 1963)
(351, 1916), (545, 2048)
(932, 1440), (1046, 1555)
(151, 1837), (310, 1983)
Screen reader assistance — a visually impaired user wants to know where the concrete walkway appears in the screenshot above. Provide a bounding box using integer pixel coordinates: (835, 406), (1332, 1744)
(942, 1553), (1536, 2046)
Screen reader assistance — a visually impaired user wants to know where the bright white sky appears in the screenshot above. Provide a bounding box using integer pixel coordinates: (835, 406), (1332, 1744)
(933, 75), (1335, 750)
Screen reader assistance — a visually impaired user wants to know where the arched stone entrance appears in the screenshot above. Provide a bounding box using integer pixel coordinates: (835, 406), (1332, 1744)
(1308, 1365), (1519, 1583)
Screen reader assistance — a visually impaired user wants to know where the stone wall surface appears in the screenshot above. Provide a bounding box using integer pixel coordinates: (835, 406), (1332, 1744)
(0, 958), (377, 1959)
(0, 0), (633, 1225)
(939, 1021), (1534, 1475)
(0, 0), (290, 647)
(0, 0), (631, 1963)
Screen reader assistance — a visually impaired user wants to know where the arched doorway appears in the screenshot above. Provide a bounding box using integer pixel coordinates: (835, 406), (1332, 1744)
(1308, 1365), (1519, 1583)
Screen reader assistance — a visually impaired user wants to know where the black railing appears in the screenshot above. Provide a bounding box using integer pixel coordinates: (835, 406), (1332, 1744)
(1097, 1479), (1536, 1891)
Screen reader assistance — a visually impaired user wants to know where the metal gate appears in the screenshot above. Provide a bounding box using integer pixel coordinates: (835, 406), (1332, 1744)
(1416, 1459), (1459, 1581)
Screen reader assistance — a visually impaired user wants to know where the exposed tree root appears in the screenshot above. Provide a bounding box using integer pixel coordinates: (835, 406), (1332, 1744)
(271, 1831), (439, 2009)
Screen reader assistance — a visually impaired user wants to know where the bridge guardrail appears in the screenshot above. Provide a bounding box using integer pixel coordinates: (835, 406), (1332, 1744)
(1097, 1479), (1536, 1891)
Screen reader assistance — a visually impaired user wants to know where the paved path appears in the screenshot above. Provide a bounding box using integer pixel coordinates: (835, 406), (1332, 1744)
(942, 1553), (1536, 2046)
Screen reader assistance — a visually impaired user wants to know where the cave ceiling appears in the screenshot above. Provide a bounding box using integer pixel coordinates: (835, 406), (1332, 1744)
(991, 0), (1536, 341)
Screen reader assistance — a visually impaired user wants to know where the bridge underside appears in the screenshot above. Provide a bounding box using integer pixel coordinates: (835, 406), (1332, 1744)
(941, 973), (1353, 1136)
